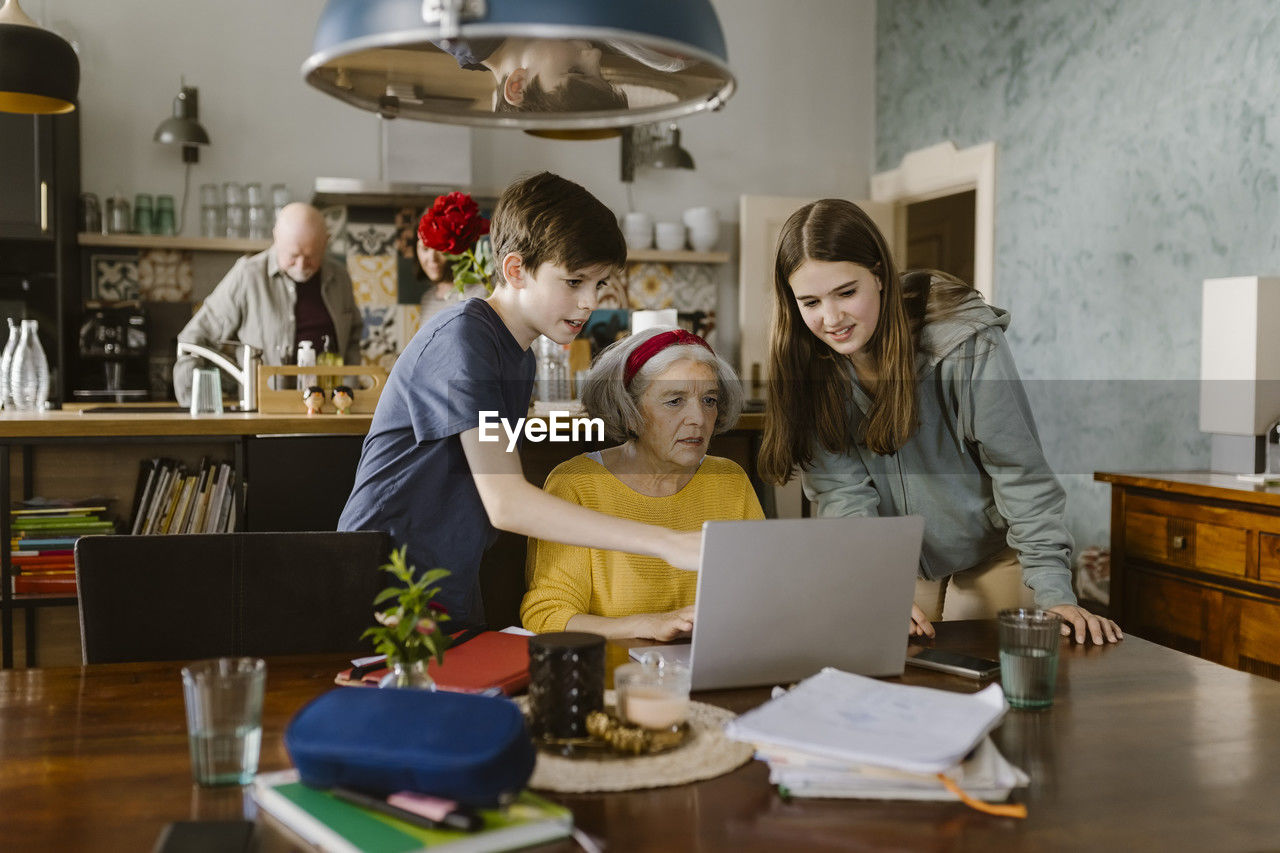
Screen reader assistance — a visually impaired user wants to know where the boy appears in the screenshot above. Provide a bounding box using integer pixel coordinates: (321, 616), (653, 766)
(339, 172), (700, 627)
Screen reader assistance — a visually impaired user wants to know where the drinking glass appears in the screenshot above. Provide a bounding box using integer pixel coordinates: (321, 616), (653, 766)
(201, 205), (223, 239)
(181, 657), (266, 786)
(247, 205), (270, 239)
(199, 183), (219, 209)
(190, 367), (223, 416)
(998, 608), (1063, 709)
(245, 182), (264, 207)
(154, 195), (176, 236)
(133, 193), (155, 235)
(222, 182), (244, 208)
(225, 205), (247, 239)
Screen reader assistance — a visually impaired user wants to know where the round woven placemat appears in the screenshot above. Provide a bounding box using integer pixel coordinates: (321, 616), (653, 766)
(516, 692), (754, 793)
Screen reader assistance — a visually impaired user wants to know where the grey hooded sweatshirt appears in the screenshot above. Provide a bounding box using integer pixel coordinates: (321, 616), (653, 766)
(801, 287), (1076, 608)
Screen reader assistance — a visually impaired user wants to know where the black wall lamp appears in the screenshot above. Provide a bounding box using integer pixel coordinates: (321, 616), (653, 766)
(0, 0), (79, 114)
(620, 122), (695, 183)
(153, 81), (211, 163)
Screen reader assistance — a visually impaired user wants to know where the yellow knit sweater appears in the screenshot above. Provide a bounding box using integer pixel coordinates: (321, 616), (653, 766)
(521, 454), (765, 633)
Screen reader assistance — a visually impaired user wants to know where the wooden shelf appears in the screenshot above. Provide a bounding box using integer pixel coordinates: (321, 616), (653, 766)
(626, 248), (730, 264)
(77, 233), (270, 253)
(75, 234), (728, 263)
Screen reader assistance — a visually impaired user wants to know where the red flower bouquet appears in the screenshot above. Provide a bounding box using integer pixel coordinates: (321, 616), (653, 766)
(417, 191), (495, 293)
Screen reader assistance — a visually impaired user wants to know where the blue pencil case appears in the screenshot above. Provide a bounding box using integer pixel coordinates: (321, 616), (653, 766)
(284, 687), (536, 807)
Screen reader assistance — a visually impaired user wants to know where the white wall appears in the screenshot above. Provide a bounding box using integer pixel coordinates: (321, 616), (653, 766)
(43, 0), (877, 364)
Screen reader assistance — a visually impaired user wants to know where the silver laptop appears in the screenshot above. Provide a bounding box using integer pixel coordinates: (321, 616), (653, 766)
(631, 516), (924, 690)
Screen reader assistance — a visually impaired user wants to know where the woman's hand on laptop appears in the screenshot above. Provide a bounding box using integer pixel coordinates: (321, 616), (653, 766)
(565, 606), (694, 641)
(909, 603), (936, 638)
(630, 606), (695, 642)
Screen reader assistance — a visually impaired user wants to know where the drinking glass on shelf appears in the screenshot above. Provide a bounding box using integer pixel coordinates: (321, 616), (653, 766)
(222, 182), (244, 208)
(106, 195), (131, 234)
(201, 205), (223, 239)
(270, 183), (289, 208)
(247, 205), (270, 239)
(245, 182), (264, 207)
(225, 205), (247, 239)
(133, 193), (155, 235)
(199, 183), (219, 209)
(154, 195), (176, 236)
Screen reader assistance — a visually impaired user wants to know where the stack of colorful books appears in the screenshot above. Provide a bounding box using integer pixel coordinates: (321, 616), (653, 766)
(9, 505), (116, 595)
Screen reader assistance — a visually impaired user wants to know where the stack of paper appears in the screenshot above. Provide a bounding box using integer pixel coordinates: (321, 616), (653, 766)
(724, 667), (1028, 801)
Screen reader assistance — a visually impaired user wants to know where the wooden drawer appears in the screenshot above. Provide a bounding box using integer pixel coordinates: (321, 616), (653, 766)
(1260, 534), (1280, 585)
(1124, 509), (1248, 579)
(1125, 569), (1215, 659)
(1232, 595), (1280, 679)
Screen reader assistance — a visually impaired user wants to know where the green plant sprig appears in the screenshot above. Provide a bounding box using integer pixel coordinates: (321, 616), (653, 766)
(450, 237), (495, 294)
(361, 545), (451, 667)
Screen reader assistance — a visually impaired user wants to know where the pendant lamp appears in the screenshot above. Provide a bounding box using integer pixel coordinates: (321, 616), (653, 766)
(0, 0), (79, 114)
(302, 0), (735, 131)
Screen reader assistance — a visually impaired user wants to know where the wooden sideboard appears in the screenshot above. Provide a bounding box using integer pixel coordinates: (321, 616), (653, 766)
(1095, 471), (1280, 679)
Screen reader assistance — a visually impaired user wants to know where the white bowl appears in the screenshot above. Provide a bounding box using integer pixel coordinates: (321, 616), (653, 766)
(625, 228), (654, 250)
(682, 206), (719, 231)
(688, 225), (718, 252)
(654, 222), (686, 252)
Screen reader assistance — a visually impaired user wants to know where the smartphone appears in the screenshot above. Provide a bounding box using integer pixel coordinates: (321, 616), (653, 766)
(905, 647), (1001, 679)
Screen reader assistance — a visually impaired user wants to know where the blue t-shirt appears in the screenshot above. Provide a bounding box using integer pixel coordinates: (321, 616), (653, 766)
(338, 299), (535, 627)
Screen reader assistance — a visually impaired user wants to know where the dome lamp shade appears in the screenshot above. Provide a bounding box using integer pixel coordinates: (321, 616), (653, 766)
(153, 85), (211, 163)
(0, 0), (79, 115)
(302, 0), (735, 131)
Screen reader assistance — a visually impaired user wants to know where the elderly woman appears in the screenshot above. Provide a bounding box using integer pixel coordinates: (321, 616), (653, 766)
(521, 327), (764, 640)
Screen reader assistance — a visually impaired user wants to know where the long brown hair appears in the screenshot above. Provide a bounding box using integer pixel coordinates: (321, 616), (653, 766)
(758, 199), (972, 485)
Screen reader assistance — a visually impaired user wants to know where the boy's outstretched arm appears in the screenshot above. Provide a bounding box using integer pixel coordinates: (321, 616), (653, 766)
(459, 427), (703, 571)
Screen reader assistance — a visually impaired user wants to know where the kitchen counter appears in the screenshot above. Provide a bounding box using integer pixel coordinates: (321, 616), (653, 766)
(0, 406), (374, 438)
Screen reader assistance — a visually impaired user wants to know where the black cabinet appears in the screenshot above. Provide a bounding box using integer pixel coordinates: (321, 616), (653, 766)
(0, 111), (80, 403)
(0, 114), (57, 240)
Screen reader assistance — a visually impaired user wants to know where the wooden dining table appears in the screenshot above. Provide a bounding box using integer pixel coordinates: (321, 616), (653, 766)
(1, 620), (1278, 852)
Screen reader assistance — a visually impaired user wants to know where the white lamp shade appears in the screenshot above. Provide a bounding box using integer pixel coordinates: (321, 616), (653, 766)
(1199, 276), (1280, 435)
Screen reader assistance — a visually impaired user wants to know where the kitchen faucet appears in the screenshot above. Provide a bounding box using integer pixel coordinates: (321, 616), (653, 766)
(176, 341), (261, 411)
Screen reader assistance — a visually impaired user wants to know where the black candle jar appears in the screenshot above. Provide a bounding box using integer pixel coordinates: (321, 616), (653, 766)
(526, 631), (605, 741)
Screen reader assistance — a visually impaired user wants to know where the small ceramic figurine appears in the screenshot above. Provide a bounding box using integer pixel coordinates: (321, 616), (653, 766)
(303, 385), (325, 415)
(332, 384), (354, 415)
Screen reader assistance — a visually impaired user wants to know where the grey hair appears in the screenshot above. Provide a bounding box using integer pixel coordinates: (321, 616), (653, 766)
(581, 326), (745, 443)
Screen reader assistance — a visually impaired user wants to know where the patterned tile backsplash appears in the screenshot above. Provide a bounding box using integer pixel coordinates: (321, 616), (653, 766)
(83, 204), (721, 369)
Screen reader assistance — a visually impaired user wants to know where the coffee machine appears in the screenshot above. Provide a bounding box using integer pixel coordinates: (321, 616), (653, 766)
(74, 302), (150, 402)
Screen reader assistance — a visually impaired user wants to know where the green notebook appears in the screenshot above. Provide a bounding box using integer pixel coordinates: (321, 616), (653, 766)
(251, 770), (572, 853)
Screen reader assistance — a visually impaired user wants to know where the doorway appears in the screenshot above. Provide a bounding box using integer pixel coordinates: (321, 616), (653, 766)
(872, 140), (995, 300)
(905, 189), (976, 285)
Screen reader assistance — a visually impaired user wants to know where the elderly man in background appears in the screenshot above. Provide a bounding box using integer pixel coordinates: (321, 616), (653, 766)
(173, 202), (363, 405)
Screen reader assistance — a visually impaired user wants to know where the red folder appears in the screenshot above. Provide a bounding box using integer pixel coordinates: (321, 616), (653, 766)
(335, 630), (531, 696)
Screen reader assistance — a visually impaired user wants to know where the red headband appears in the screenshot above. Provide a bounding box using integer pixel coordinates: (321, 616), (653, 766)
(623, 329), (714, 387)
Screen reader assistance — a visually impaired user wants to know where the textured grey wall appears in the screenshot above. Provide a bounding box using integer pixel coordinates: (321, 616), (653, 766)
(877, 1), (1280, 548)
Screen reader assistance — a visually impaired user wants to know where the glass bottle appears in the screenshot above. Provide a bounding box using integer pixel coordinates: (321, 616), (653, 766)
(0, 318), (18, 409)
(296, 339), (316, 393)
(8, 319), (49, 412)
(318, 335), (342, 395)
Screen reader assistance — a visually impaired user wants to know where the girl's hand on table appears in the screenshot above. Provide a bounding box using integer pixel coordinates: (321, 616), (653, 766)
(1047, 604), (1123, 645)
(909, 603), (935, 638)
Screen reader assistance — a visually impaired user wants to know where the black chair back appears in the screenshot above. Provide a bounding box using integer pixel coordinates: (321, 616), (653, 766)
(75, 530), (391, 664)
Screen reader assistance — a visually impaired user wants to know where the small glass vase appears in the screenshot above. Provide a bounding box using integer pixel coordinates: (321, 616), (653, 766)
(378, 659), (435, 690)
